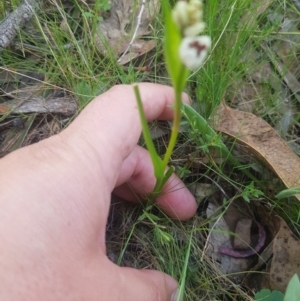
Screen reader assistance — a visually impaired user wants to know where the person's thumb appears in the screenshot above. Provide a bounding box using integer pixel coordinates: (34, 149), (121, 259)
(112, 266), (179, 301)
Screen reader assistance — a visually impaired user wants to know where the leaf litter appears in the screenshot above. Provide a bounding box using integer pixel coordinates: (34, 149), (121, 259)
(198, 3), (300, 295)
(211, 103), (300, 201)
(201, 96), (300, 290)
(203, 194), (267, 284)
(0, 68), (77, 156)
(243, 215), (300, 293)
(94, 0), (160, 65)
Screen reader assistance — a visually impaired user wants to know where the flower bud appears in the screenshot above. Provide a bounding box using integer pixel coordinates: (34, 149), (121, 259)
(186, 0), (203, 24)
(184, 22), (206, 36)
(179, 36), (211, 70)
(172, 1), (189, 29)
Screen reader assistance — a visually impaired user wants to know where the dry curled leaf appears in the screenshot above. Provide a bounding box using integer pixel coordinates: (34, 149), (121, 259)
(211, 103), (300, 200)
(270, 218), (300, 292)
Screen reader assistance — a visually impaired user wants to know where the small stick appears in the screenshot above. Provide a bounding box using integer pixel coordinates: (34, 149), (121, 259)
(118, 0), (146, 63)
(0, 0), (42, 50)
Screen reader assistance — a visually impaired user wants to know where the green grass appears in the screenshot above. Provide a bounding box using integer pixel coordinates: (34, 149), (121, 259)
(1, 0), (300, 300)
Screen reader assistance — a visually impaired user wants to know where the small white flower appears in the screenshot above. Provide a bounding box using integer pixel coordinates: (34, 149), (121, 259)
(172, 1), (189, 29)
(184, 22), (206, 37)
(179, 36), (211, 70)
(187, 0), (203, 24)
(189, 0), (203, 9)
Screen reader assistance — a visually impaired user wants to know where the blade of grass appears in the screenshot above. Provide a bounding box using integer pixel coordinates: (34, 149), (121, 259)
(133, 84), (164, 179)
(176, 230), (193, 301)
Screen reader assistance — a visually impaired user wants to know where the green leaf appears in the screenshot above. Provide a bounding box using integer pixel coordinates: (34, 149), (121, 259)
(276, 187), (300, 199)
(137, 213), (147, 222)
(242, 182), (264, 202)
(133, 85), (164, 179)
(271, 291), (285, 301)
(182, 103), (216, 139)
(161, 0), (188, 92)
(82, 11), (94, 18)
(284, 274), (300, 301)
(156, 228), (173, 244)
(255, 289), (271, 300)
(255, 289), (284, 301)
(144, 213), (161, 222)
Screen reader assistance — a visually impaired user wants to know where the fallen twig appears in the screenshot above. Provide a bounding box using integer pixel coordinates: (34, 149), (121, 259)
(0, 0), (42, 50)
(117, 0), (146, 63)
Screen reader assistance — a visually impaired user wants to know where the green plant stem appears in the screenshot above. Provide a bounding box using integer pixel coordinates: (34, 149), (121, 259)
(162, 64), (187, 169)
(152, 84), (182, 195)
(152, 166), (175, 196)
(162, 87), (182, 169)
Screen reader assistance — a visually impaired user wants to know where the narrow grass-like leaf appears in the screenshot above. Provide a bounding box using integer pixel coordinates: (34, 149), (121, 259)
(133, 84), (164, 179)
(182, 103), (216, 139)
(176, 231), (193, 301)
(117, 223), (136, 266)
(276, 187), (300, 200)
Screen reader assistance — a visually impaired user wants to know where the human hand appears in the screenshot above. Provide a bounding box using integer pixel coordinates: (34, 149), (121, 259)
(0, 83), (197, 301)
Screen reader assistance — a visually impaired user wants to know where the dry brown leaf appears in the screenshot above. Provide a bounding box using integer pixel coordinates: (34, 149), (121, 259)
(243, 214), (300, 293)
(189, 182), (217, 205)
(118, 39), (156, 65)
(0, 104), (10, 114)
(270, 218), (300, 291)
(94, 0), (159, 65)
(212, 103), (300, 200)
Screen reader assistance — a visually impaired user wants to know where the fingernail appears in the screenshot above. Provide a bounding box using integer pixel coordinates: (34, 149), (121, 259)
(170, 288), (183, 301)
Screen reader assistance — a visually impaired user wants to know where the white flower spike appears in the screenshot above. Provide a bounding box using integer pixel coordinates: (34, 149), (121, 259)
(172, 0), (204, 36)
(179, 36), (211, 70)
